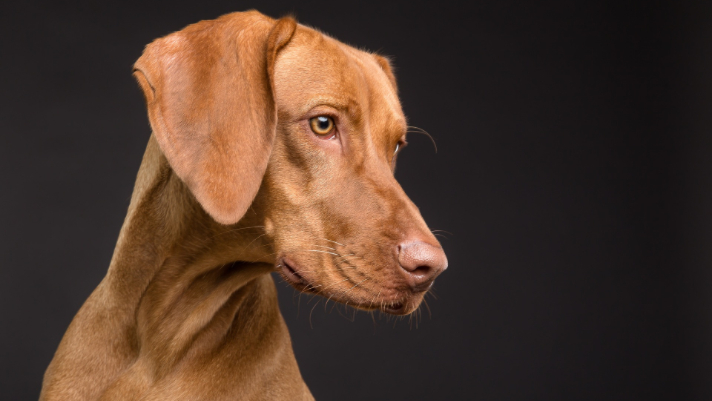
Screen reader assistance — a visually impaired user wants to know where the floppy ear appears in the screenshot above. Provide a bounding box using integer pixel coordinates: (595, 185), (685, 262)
(133, 12), (297, 225)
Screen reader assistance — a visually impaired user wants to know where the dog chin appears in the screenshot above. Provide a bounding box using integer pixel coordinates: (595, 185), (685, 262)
(278, 257), (422, 316)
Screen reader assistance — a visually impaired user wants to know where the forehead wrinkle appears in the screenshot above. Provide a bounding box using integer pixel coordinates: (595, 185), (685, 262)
(350, 52), (406, 148)
(302, 96), (359, 113)
(274, 30), (366, 120)
(324, 39), (372, 125)
(357, 52), (405, 125)
(275, 26), (405, 146)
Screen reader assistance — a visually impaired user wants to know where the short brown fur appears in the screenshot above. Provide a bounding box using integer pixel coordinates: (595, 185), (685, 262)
(40, 10), (446, 400)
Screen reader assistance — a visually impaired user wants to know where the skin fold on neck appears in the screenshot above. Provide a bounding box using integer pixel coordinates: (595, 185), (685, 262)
(40, 135), (310, 400)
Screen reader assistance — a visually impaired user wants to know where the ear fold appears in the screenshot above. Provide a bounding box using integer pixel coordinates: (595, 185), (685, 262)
(133, 12), (297, 225)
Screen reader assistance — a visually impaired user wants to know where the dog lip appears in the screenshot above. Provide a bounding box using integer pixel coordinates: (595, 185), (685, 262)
(382, 301), (407, 315)
(280, 258), (306, 285)
(279, 257), (416, 315)
(411, 280), (434, 293)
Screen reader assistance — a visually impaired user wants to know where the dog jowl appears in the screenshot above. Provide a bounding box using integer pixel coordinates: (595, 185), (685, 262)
(41, 10), (447, 401)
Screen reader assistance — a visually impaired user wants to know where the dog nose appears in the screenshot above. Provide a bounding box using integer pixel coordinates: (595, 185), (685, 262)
(397, 241), (448, 292)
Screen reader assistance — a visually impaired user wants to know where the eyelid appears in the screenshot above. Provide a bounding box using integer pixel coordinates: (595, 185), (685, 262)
(301, 98), (352, 114)
(392, 139), (406, 158)
(304, 105), (342, 121)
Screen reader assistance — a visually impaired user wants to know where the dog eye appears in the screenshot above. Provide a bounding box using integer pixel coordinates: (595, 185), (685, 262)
(309, 116), (335, 136)
(394, 140), (407, 155)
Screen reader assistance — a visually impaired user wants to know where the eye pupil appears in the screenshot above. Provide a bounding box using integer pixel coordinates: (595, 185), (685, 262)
(317, 117), (330, 130)
(310, 116), (334, 135)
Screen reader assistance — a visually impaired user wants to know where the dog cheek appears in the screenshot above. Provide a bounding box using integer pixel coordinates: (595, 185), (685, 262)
(264, 217), (275, 237)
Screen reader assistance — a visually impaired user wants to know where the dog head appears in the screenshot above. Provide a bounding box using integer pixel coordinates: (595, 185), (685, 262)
(134, 11), (447, 315)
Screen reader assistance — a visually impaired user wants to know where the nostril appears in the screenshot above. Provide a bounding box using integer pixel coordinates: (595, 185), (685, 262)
(397, 240), (447, 291)
(410, 264), (432, 277)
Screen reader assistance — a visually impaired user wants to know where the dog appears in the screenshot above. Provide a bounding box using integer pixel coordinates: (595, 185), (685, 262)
(40, 10), (447, 400)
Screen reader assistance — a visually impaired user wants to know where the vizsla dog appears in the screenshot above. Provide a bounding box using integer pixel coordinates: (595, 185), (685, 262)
(40, 10), (447, 400)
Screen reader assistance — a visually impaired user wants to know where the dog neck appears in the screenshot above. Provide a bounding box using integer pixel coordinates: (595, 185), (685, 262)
(44, 135), (303, 400)
(109, 134), (280, 360)
(106, 135), (275, 304)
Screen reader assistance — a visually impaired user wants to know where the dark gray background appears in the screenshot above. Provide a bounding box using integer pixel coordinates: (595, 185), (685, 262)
(2, 1), (710, 400)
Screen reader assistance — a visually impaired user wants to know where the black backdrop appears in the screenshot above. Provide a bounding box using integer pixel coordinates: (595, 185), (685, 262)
(2, 1), (711, 400)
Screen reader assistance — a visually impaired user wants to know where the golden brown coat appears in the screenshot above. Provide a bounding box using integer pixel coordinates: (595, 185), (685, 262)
(41, 10), (447, 400)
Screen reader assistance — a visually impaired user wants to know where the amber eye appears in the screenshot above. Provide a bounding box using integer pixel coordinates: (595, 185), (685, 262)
(309, 116), (335, 136)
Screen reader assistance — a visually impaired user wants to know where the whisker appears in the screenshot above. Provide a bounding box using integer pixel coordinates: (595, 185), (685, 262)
(423, 298), (432, 319)
(236, 233), (267, 259)
(335, 253), (361, 263)
(342, 277), (370, 296)
(305, 249), (340, 257)
(318, 238), (347, 247)
(208, 225), (265, 240)
(296, 290), (303, 317)
(369, 290), (382, 310)
(312, 245), (337, 251)
(321, 278), (352, 309)
(309, 299), (321, 329)
(407, 125), (437, 153)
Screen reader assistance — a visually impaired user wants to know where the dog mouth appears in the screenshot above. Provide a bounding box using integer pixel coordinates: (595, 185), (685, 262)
(278, 257), (413, 315)
(381, 301), (407, 314)
(280, 258), (308, 287)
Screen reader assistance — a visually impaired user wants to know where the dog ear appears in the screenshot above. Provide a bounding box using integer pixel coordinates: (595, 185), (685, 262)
(133, 12), (297, 225)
